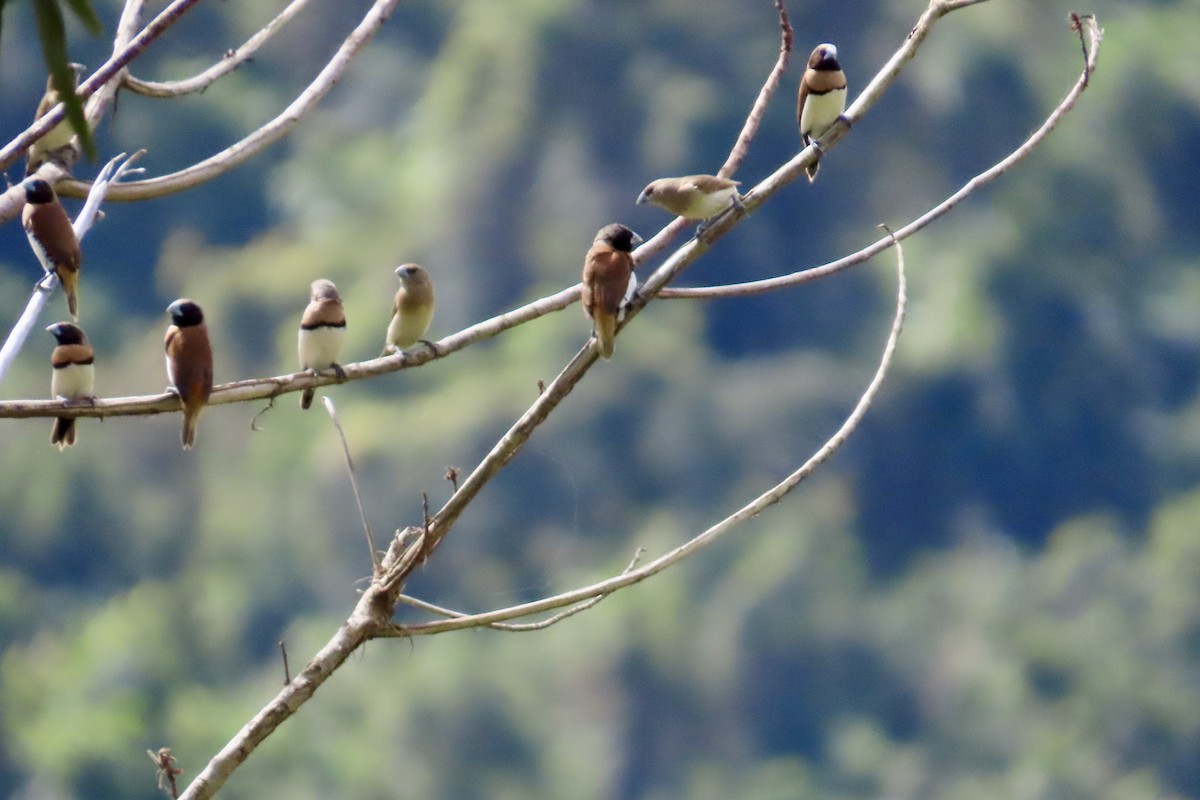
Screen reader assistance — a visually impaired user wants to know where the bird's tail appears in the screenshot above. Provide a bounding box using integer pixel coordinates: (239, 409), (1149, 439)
(595, 316), (617, 360)
(51, 417), (75, 450)
(181, 407), (203, 449)
(805, 160), (820, 182)
(62, 271), (79, 320)
(300, 388), (315, 410)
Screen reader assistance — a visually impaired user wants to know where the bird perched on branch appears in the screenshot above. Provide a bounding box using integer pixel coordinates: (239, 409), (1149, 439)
(582, 223), (642, 360)
(26, 63), (85, 176)
(797, 43), (848, 182)
(298, 278), (347, 410)
(382, 264), (435, 356)
(46, 321), (94, 451)
(22, 177), (81, 320)
(636, 175), (742, 226)
(164, 299), (213, 450)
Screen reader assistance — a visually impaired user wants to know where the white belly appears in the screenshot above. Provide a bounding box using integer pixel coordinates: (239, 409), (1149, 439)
(298, 325), (346, 370)
(51, 362), (94, 400)
(801, 87), (847, 139)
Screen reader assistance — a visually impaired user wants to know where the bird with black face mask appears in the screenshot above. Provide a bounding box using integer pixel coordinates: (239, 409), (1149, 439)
(382, 264), (435, 356)
(164, 299), (213, 450)
(298, 278), (347, 410)
(797, 43), (847, 182)
(22, 176), (81, 320)
(26, 63), (86, 176)
(46, 321), (94, 450)
(582, 223), (643, 360)
(636, 175), (742, 226)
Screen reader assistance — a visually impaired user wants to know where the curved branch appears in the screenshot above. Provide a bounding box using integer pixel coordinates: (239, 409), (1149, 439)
(0, 0), (200, 182)
(659, 10), (1102, 300)
(55, 0), (402, 203)
(383, 237), (908, 638)
(123, 0), (315, 97)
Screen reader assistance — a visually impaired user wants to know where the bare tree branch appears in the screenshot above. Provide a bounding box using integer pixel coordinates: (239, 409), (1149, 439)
(123, 0), (316, 97)
(55, 0), (403, 203)
(381, 235), (908, 638)
(658, 11), (1102, 300)
(0, 0), (201, 184)
(636, 0), (792, 264)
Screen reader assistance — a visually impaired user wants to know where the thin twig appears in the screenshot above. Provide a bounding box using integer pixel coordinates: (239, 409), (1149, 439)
(124, 0), (316, 97)
(395, 547), (646, 632)
(279, 641), (291, 685)
(322, 397), (379, 575)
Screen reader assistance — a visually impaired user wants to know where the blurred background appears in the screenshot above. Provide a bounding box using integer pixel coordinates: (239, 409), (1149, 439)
(1, 0), (1198, 798)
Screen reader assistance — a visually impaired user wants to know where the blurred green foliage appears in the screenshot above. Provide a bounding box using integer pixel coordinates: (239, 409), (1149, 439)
(0, 0), (1198, 798)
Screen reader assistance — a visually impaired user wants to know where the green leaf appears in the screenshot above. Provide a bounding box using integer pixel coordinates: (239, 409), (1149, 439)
(63, 0), (102, 35)
(32, 0), (96, 163)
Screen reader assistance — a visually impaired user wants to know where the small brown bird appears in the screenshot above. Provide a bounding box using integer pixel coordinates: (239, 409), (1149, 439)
(297, 278), (347, 410)
(26, 64), (85, 176)
(47, 321), (94, 451)
(382, 264), (435, 356)
(797, 43), (848, 181)
(636, 175), (742, 224)
(22, 177), (81, 320)
(582, 223), (643, 360)
(164, 299), (213, 450)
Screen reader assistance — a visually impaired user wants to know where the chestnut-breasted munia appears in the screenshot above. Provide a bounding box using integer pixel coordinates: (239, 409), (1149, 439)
(164, 299), (213, 450)
(22, 177), (80, 320)
(582, 223), (642, 360)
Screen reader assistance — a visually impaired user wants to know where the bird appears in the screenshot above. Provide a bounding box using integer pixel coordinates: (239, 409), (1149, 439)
(797, 43), (848, 181)
(22, 177), (81, 320)
(46, 321), (94, 451)
(26, 64), (86, 176)
(164, 299), (213, 450)
(582, 223), (643, 360)
(382, 264), (435, 356)
(636, 175), (742, 223)
(297, 278), (347, 410)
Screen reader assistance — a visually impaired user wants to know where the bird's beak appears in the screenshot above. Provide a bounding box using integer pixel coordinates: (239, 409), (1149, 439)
(635, 189), (650, 205)
(631, 232), (645, 247)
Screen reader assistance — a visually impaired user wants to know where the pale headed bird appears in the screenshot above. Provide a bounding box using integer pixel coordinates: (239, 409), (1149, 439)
(636, 175), (742, 223)
(382, 264), (436, 356)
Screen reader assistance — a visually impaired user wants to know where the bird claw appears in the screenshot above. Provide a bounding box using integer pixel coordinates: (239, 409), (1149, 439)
(331, 363), (347, 382)
(419, 340), (440, 357)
